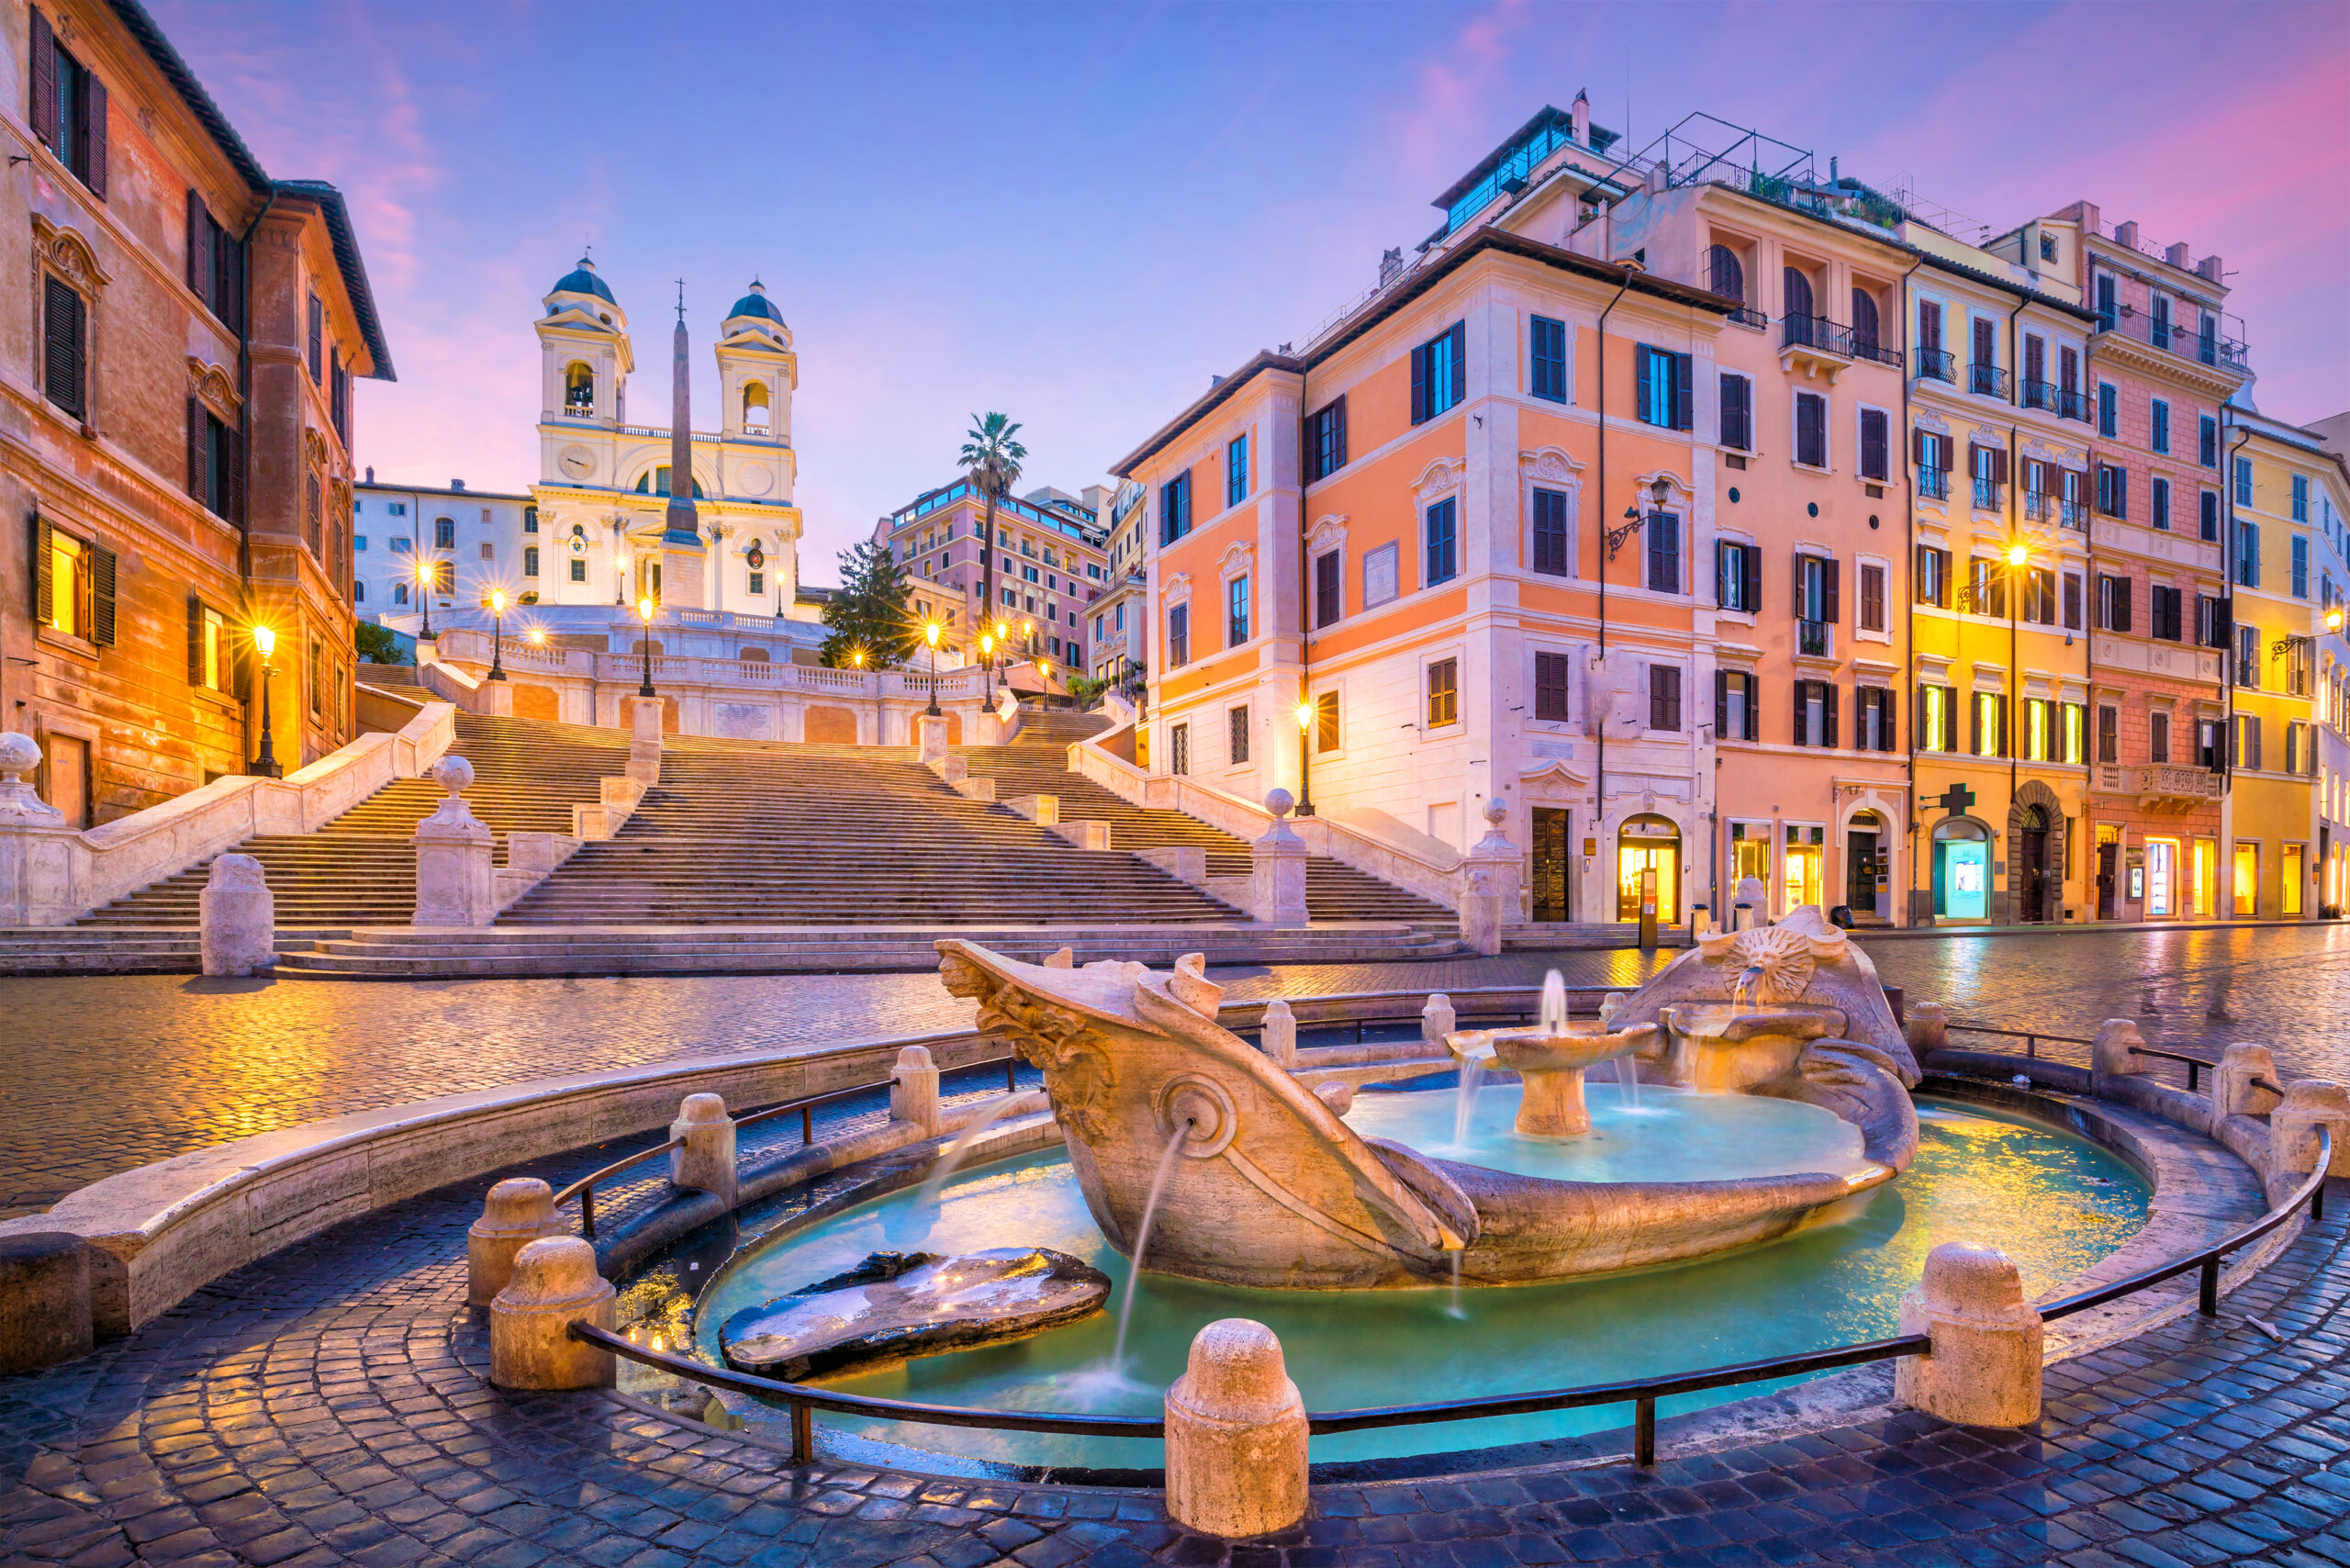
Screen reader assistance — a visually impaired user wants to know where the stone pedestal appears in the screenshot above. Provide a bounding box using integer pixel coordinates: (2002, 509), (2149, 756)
(668, 1093), (737, 1204)
(1260, 1000), (1297, 1069)
(890, 1046), (942, 1136)
(411, 757), (495, 926)
(1008, 793), (1060, 825)
(1458, 799), (1520, 957)
(489, 1238), (615, 1391)
(1896, 1242), (2042, 1426)
(199, 853), (274, 976)
(467, 1178), (561, 1307)
(1422, 992), (1456, 1048)
(2268, 1080), (2350, 1199)
(1903, 1001), (1950, 1061)
(0, 732), (81, 927)
(476, 678), (514, 718)
(1163, 1318), (1308, 1539)
(622, 695), (664, 786)
(915, 714), (949, 766)
(2212, 1043), (2282, 1132)
(1250, 790), (1310, 928)
(0, 1232), (92, 1372)
(2089, 1019), (2146, 1097)
(1733, 876), (1764, 931)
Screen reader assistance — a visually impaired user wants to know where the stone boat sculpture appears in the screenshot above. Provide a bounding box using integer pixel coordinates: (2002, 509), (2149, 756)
(937, 935), (1911, 1291)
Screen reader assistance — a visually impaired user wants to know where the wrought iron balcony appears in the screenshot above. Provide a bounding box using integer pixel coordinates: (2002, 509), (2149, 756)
(1797, 619), (1831, 658)
(2055, 387), (2089, 422)
(1919, 466), (1949, 502)
(2060, 498), (2087, 531)
(1973, 476), (2003, 510)
(2096, 304), (2251, 373)
(2024, 490), (2051, 522)
(1969, 363), (2011, 400)
(1916, 347), (1955, 383)
(2021, 379), (2059, 413)
(1728, 304), (1767, 330)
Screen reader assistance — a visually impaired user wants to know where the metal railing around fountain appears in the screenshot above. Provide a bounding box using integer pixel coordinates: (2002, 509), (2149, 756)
(563, 1103), (2332, 1470)
(552, 1055), (1023, 1239)
(1942, 1022), (2093, 1060)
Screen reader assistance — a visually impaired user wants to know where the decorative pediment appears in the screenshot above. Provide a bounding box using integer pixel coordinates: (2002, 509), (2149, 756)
(1913, 409), (1951, 435)
(185, 358), (240, 421)
(31, 217), (109, 293)
(1162, 572), (1192, 608)
(1630, 469), (1692, 507)
(1414, 456), (1466, 505)
(1519, 445), (1583, 484)
(1217, 540), (1255, 578)
(1308, 514), (1348, 554)
(1518, 759), (1591, 800)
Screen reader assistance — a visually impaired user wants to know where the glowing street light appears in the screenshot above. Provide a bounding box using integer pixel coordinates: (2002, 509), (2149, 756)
(248, 623), (282, 778)
(1294, 696), (1317, 816)
(486, 588), (509, 681)
(923, 619), (944, 716)
(414, 557), (440, 640)
(636, 595), (657, 698)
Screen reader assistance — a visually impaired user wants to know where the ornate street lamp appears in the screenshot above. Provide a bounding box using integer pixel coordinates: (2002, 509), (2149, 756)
(923, 620), (943, 717)
(248, 623), (282, 778)
(414, 557), (439, 640)
(486, 588), (508, 681)
(1294, 696), (1316, 816)
(637, 595), (657, 698)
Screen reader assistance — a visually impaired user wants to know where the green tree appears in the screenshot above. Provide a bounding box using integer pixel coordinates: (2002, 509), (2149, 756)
(352, 622), (404, 665)
(958, 412), (1026, 663)
(819, 538), (917, 668)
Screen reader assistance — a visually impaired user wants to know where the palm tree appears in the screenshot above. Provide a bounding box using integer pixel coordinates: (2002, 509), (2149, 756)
(958, 412), (1026, 689)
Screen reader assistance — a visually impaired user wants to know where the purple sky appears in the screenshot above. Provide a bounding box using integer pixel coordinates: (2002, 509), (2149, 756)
(157, 0), (2350, 585)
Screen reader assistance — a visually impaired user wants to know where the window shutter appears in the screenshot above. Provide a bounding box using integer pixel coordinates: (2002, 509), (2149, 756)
(1632, 344), (1651, 420)
(89, 542), (115, 645)
(2115, 577), (2132, 634)
(32, 515), (52, 623)
(1823, 683), (1839, 749)
(187, 593), (204, 685)
(226, 423), (246, 525)
(1714, 541), (1729, 609)
(1448, 322), (1465, 408)
(224, 230), (245, 333)
(1792, 552), (1806, 618)
(1715, 669), (1729, 735)
(1743, 676), (1760, 741)
(1993, 447), (2010, 485)
(186, 398), (203, 498)
(191, 206), (216, 316)
(1409, 343), (1427, 424)
(1792, 681), (1807, 746)
(1911, 427), (1926, 467)
(184, 193), (198, 292)
(1742, 545), (1761, 613)
(1674, 352), (1694, 431)
(83, 72), (105, 198)
(1823, 558), (1841, 624)
(29, 7), (55, 153)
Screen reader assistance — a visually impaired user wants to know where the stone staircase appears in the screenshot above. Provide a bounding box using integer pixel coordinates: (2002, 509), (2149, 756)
(76, 711), (626, 929)
(496, 732), (1248, 927)
(958, 711), (1454, 924)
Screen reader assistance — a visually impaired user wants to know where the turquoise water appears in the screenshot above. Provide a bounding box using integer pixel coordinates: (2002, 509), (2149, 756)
(691, 1091), (2148, 1467)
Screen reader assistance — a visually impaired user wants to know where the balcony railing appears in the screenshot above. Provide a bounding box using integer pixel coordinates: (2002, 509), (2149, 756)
(1781, 314), (1838, 353)
(2021, 379), (2058, 413)
(1728, 304), (1767, 330)
(2060, 498), (2087, 531)
(1916, 347), (1954, 383)
(1972, 476), (2003, 510)
(1969, 363), (2011, 400)
(1797, 619), (1831, 658)
(2024, 490), (2051, 522)
(2055, 387), (2089, 422)
(1919, 467), (1949, 502)
(2096, 305), (2250, 373)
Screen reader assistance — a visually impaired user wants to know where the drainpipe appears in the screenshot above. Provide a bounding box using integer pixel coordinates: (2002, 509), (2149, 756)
(1295, 369), (1313, 815)
(2222, 417), (2254, 914)
(1896, 253), (1924, 925)
(2079, 324), (2098, 917)
(233, 188), (276, 766)
(1592, 260), (1635, 923)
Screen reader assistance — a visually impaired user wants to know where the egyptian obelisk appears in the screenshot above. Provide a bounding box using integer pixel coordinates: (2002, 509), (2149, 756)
(658, 280), (707, 605)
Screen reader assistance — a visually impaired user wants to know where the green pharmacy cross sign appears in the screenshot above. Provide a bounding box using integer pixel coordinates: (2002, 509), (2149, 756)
(1927, 782), (1975, 818)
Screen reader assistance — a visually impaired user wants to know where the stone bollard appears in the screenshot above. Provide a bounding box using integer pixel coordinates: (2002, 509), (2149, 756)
(915, 713), (950, 767)
(1895, 1242), (2042, 1427)
(1261, 1000), (1298, 1069)
(2211, 1043), (2282, 1132)
(0, 730), (79, 926)
(2267, 1080), (2350, 1201)
(411, 756), (495, 925)
(2088, 1019), (2146, 1097)
(1250, 790), (1310, 929)
(668, 1093), (738, 1204)
(622, 694), (664, 786)
(1163, 1318), (1308, 1538)
(199, 853), (274, 976)
(467, 1178), (560, 1307)
(489, 1237), (615, 1391)
(1904, 1001), (1950, 1062)
(1457, 798), (1520, 958)
(890, 1046), (943, 1137)
(1422, 992), (1456, 1048)
(0, 1232), (93, 1372)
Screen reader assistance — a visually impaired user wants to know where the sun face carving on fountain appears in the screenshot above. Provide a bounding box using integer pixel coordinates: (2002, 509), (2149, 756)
(1696, 922), (1847, 1006)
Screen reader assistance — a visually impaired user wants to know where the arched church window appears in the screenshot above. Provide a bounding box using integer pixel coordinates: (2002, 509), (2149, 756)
(742, 381), (771, 432)
(636, 465), (704, 498)
(565, 362), (595, 414)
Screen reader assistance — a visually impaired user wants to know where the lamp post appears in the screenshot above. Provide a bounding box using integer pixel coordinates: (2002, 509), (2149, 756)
(1038, 659), (1053, 711)
(923, 620), (943, 716)
(486, 588), (508, 681)
(1294, 696), (1316, 816)
(415, 558), (439, 641)
(990, 620), (1008, 693)
(248, 623), (282, 778)
(637, 595), (656, 698)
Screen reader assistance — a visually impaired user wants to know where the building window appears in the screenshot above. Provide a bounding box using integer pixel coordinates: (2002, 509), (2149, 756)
(1536, 652), (1572, 722)
(1858, 408), (1889, 481)
(434, 517), (456, 550)
(1918, 686), (1953, 753)
(1159, 470), (1191, 544)
(1857, 686), (1896, 752)
(2235, 456), (2254, 507)
(1314, 690), (1339, 754)
(1646, 512), (1681, 595)
(41, 275), (86, 419)
(1225, 575), (1249, 646)
(1530, 315), (1567, 402)
(2064, 571), (2083, 630)
(523, 506), (539, 534)
(2293, 534), (2310, 599)
(1425, 498), (1458, 586)
(1715, 669), (1758, 741)
(2098, 704), (2119, 764)
(1968, 557), (2007, 619)
(2234, 521), (2260, 588)
(2151, 399), (2170, 454)
(1427, 658), (1459, 727)
(1314, 550), (1341, 627)
(2098, 383), (2118, 438)
(1225, 433), (1248, 509)
(1410, 322), (1465, 424)
(523, 545), (540, 577)
(1795, 391), (1827, 468)
(2151, 584), (2183, 641)
(1719, 373), (1751, 452)
(2150, 709), (2171, 763)
(477, 541), (494, 562)
(1227, 705), (1249, 766)
(569, 557), (587, 583)
(2200, 489), (2220, 542)
(1795, 553), (1837, 625)
(1635, 344), (1693, 429)
(1915, 545), (1949, 608)
(1649, 665), (1682, 732)
(1532, 487), (1572, 576)
(1169, 722), (1189, 777)
(1166, 603), (1189, 667)
(2232, 712), (2262, 769)
(32, 17), (106, 195)
(2153, 476), (2170, 532)
(1791, 679), (1836, 747)
(1305, 398), (1347, 481)
(2098, 574), (2132, 633)
(307, 294), (324, 381)
(1973, 692), (2007, 757)
(2292, 474), (2311, 521)
(1717, 540), (1759, 612)
(2097, 464), (2127, 519)
(2237, 623), (2258, 688)
(395, 581), (410, 604)
(1859, 562), (1886, 632)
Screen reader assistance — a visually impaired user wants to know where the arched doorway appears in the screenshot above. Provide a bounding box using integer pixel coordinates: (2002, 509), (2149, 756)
(1844, 809), (1887, 921)
(1931, 818), (1991, 921)
(2017, 804), (2052, 922)
(1616, 814), (1680, 924)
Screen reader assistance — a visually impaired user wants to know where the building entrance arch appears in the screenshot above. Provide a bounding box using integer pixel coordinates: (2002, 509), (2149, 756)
(1616, 813), (1681, 924)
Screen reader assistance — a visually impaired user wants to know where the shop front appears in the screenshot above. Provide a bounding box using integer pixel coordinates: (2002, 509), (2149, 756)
(1930, 818), (1992, 923)
(1616, 814), (1681, 924)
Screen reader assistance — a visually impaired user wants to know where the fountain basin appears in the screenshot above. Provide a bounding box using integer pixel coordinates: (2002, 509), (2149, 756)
(1448, 1022), (1659, 1137)
(1660, 1002), (1844, 1092)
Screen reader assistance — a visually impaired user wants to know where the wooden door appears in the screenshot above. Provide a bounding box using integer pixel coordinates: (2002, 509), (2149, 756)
(1531, 808), (1569, 922)
(44, 734), (88, 828)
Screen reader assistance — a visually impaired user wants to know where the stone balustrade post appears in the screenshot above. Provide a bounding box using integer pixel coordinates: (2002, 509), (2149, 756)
(1422, 992), (1456, 1048)
(890, 1046), (942, 1137)
(1163, 1318), (1308, 1538)
(0, 732), (82, 927)
(467, 1178), (561, 1307)
(1250, 789), (1310, 928)
(411, 757), (496, 926)
(622, 694), (664, 785)
(1261, 1000), (1298, 1069)
(1458, 798), (1519, 958)
(1895, 1242), (2042, 1426)
(0, 1232), (92, 1373)
(199, 853), (274, 977)
(668, 1093), (738, 1205)
(2088, 1019), (2146, 1097)
(1904, 1001), (1950, 1062)
(489, 1238), (615, 1391)
(915, 714), (949, 766)
(2211, 1043), (2282, 1132)
(2267, 1080), (2350, 1203)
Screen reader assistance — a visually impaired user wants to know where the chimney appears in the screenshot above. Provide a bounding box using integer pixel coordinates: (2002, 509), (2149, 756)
(452, 478), (465, 491)
(1644, 161), (1667, 196)
(1830, 155), (1840, 184)
(1570, 90), (1590, 146)
(2113, 220), (2139, 251)
(364, 465), (374, 484)
(2198, 253), (2223, 284)
(2165, 241), (2190, 269)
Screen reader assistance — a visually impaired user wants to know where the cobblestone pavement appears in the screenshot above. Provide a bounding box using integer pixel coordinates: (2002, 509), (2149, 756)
(2, 1132), (2346, 1568)
(6, 925), (2350, 1220)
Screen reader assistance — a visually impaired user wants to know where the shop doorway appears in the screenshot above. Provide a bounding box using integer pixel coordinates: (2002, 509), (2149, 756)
(1931, 819), (1990, 920)
(1531, 808), (1571, 922)
(2283, 844), (2304, 916)
(2232, 843), (2258, 917)
(1784, 824), (1824, 915)
(1844, 812), (1886, 920)
(1616, 815), (1680, 924)
(2145, 838), (2177, 918)
(2017, 805), (2052, 922)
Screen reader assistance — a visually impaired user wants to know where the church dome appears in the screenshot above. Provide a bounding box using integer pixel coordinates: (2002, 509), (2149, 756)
(552, 256), (616, 305)
(726, 279), (784, 323)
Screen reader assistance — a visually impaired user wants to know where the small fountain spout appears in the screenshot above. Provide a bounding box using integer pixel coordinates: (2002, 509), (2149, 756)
(1733, 964), (1766, 1010)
